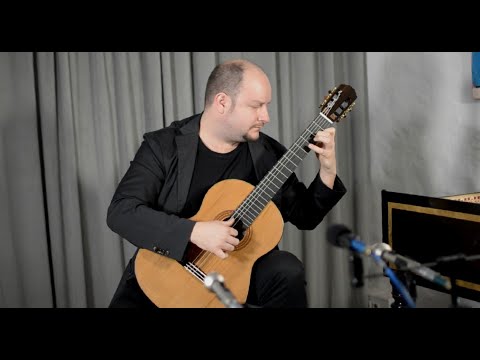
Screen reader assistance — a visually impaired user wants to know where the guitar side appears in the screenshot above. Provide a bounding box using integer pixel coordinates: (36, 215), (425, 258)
(135, 179), (284, 308)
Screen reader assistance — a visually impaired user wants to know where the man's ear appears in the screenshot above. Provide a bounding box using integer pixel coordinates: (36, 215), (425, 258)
(214, 92), (230, 114)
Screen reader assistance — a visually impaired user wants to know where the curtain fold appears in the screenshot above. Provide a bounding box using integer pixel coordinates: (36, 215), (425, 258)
(0, 52), (53, 307)
(1, 52), (366, 308)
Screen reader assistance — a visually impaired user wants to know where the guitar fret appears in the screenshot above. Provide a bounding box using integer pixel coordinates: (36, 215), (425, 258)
(249, 209), (260, 219)
(290, 151), (303, 161)
(249, 200), (263, 212)
(255, 191), (269, 203)
(271, 176), (283, 189)
(269, 181), (281, 190)
(282, 155), (297, 167)
(298, 133), (311, 142)
(273, 170), (288, 180)
(241, 211), (255, 222)
(293, 143), (308, 154)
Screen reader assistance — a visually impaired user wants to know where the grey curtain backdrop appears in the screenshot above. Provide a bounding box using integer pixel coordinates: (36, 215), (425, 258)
(4, 51), (477, 309)
(0, 51), (369, 308)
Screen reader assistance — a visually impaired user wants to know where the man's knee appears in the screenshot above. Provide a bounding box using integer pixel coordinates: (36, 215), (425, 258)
(269, 250), (306, 283)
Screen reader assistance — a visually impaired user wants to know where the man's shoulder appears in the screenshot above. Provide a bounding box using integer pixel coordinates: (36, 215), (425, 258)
(144, 113), (201, 141)
(257, 132), (287, 155)
(258, 131), (278, 144)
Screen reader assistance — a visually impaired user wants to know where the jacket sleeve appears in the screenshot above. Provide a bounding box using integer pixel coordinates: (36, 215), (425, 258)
(106, 136), (195, 261)
(264, 135), (347, 230)
(273, 172), (347, 230)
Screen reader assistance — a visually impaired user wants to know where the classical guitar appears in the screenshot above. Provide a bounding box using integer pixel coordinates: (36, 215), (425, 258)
(135, 84), (357, 307)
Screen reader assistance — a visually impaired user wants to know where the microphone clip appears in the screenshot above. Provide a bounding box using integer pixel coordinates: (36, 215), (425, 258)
(348, 251), (364, 288)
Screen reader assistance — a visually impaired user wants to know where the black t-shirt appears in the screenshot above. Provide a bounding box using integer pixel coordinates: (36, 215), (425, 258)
(180, 138), (257, 218)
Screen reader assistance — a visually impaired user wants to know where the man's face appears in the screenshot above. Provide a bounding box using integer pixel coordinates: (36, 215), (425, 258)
(226, 68), (272, 142)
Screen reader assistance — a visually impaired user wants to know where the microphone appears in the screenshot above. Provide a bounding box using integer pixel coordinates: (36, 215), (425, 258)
(204, 272), (243, 308)
(370, 243), (452, 290)
(327, 224), (368, 253)
(327, 224), (364, 288)
(327, 224), (452, 290)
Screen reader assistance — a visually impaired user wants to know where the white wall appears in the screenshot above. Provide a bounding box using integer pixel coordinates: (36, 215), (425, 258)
(364, 52), (480, 307)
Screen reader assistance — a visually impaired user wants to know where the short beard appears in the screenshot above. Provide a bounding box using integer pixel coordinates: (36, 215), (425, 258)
(242, 132), (260, 142)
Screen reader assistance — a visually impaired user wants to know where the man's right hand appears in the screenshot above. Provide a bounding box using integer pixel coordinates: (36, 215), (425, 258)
(190, 217), (239, 259)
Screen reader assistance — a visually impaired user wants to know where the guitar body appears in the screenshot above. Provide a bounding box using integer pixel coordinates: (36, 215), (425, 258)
(135, 179), (284, 308)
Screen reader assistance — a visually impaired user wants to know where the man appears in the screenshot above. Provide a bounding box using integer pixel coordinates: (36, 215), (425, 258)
(107, 58), (347, 308)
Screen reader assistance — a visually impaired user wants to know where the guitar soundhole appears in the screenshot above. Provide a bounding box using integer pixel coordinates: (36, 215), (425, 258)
(215, 210), (251, 251)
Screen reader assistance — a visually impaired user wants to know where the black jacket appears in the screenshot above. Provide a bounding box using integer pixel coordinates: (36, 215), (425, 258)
(107, 113), (347, 262)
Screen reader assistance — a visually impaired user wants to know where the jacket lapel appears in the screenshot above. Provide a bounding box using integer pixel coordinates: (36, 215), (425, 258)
(248, 136), (276, 182)
(175, 115), (200, 213)
(175, 115), (276, 213)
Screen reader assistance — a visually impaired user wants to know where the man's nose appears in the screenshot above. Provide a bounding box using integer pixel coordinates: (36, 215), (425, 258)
(259, 107), (270, 124)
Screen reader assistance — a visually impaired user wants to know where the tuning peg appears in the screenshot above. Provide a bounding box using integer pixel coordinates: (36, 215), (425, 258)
(320, 87), (338, 108)
(339, 103), (356, 119)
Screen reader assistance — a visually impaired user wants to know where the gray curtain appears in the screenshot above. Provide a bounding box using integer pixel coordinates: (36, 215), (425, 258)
(0, 52), (368, 308)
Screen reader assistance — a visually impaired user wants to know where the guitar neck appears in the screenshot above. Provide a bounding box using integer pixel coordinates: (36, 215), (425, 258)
(233, 112), (332, 227)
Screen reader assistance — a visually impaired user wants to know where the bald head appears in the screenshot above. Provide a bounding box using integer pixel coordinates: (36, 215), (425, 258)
(204, 59), (266, 109)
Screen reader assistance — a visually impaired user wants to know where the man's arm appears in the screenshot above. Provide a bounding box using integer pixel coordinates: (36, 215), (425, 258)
(106, 138), (195, 261)
(275, 173), (346, 230)
(266, 127), (347, 230)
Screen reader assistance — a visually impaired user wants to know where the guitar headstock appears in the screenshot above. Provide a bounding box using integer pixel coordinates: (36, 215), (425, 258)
(319, 84), (357, 123)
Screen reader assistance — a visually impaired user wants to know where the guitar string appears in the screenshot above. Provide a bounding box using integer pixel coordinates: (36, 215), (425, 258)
(227, 110), (333, 236)
(191, 116), (326, 269)
(190, 112), (332, 275)
(189, 110), (333, 275)
(191, 111), (333, 273)
(232, 112), (331, 225)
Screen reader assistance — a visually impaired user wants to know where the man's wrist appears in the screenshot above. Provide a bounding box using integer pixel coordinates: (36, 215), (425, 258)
(319, 171), (335, 189)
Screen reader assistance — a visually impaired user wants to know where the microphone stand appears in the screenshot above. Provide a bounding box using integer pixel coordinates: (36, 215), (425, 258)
(348, 251), (364, 288)
(389, 270), (417, 309)
(370, 252), (416, 308)
(420, 253), (480, 308)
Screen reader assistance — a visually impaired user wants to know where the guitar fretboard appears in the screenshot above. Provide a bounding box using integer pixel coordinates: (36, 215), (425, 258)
(232, 112), (332, 227)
